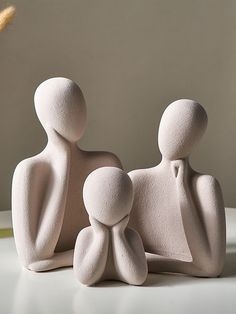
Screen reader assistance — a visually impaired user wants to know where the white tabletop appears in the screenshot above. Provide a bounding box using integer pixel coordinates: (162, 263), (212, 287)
(0, 209), (236, 314)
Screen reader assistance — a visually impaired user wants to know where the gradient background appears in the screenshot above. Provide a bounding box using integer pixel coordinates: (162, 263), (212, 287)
(0, 0), (236, 210)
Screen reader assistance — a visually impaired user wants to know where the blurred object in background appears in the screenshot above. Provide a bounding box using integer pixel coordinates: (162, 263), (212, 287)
(0, 5), (16, 32)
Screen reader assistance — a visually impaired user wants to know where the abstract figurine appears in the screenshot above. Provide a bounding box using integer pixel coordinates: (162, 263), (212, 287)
(129, 99), (226, 277)
(73, 167), (148, 285)
(12, 77), (122, 271)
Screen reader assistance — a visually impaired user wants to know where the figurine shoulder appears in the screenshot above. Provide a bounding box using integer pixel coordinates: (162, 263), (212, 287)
(84, 150), (122, 169)
(128, 168), (153, 184)
(13, 156), (49, 182)
(14, 157), (38, 177)
(192, 173), (224, 209)
(193, 174), (222, 193)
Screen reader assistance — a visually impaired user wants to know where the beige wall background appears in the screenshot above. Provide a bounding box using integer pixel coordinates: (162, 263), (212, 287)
(0, 0), (236, 210)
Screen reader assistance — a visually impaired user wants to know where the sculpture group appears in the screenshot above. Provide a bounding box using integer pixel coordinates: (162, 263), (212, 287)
(12, 77), (226, 286)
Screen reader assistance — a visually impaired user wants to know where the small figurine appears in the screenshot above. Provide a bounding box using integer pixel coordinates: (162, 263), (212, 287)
(73, 167), (148, 286)
(12, 77), (122, 271)
(129, 99), (226, 277)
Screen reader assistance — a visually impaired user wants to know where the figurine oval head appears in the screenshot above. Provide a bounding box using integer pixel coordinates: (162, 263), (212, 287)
(158, 99), (208, 160)
(83, 167), (133, 226)
(34, 77), (87, 142)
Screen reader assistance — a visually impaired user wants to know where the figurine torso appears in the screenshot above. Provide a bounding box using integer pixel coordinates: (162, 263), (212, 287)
(52, 147), (120, 252)
(129, 164), (193, 261)
(54, 147), (90, 252)
(12, 145), (121, 256)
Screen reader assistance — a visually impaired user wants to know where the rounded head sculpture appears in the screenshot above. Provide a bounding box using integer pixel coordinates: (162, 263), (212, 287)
(83, 167), (134, 226)
(34, 77), (87, 142)
(158, 99), (208, 160)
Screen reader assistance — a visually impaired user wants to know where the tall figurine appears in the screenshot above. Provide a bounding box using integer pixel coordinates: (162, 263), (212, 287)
(129, 99), (226, 277)
(73, 167), (147, 286)
(12, 77), (122, 271)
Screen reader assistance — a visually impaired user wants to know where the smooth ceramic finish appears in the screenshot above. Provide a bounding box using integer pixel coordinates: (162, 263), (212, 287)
(129, 99), (226, 277)
(12, 77), (122, 272)
(73, 167), (148, 286)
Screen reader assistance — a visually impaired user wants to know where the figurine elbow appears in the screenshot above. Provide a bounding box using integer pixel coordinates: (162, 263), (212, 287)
(26, 260), (47, 272)
(203, 264), (223, 278)
(196, 259), (224, 278)
(26, 258), (55, 272)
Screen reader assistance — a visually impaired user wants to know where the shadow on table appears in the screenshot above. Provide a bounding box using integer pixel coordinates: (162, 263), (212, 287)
(143, 273), (195, 287)
(11, 244), (236, 314)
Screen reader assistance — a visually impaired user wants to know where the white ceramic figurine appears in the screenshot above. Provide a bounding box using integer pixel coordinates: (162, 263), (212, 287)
(12, 77), (122, 271)
(73, 167), (147, 286)
(129, 99), (226, 277)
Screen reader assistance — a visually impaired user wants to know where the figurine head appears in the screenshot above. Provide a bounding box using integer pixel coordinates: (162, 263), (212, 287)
(83, 167), (133, 226)
(158, 99), (208, 160)
(34, 77), (87, 142)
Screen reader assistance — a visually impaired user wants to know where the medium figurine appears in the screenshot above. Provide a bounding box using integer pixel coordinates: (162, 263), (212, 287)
(129, 99), (226, 277)
(73, 167), (148, 286)
(12, 77), (122, 271)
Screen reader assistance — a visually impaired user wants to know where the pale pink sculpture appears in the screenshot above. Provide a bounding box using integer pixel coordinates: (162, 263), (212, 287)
(12, 77), (122, 272)
(73, 167), (148, 286)
(129, 99), (226, 277)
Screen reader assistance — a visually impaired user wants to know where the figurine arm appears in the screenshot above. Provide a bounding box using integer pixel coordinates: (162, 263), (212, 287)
(173, 160), (209, 259)
(175, 160), (226, 276)
(147, 253), (213, 276)
(12, 158), (73, 271)
(190, 174), (226, 275)
(73, 217), (109, 285)
(12, 130), (72, 271)
(35, 130), (71, 254)
(112, 215), (148, 285)
(27, 250), (74, 271)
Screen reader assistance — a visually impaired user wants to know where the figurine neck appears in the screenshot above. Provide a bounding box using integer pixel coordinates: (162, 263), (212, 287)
(45, 129), (80, 153)
(160, 156), (190, 166)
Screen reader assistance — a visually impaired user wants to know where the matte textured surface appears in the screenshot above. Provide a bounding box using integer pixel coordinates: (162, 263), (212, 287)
(0, 209), (235, 314)
(12, 78), (121, 271)
(73, 167), (147, 286)
(129, 100), (226, 277)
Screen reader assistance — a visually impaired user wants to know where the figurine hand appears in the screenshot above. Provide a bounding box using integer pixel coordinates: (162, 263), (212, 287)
(112, 215), (130, 234)
(171, 159), (188, 183)
(89, 216), (108, 235)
